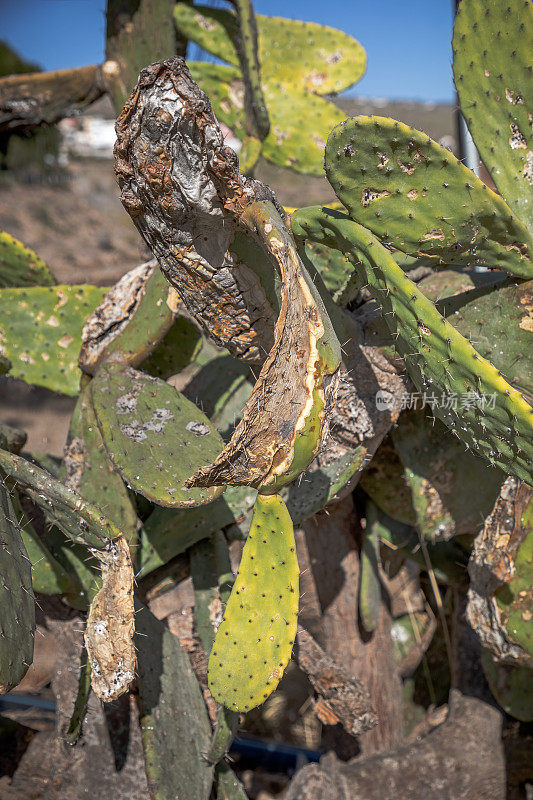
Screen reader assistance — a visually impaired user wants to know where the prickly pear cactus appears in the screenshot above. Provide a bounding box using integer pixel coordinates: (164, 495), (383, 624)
(175, 3), (366, 175)
(453, 0), (533, 230)
(11, 489), (76, 598)
(481, 651), (533, 722)
(0, 284), (107, 395)
(359, 500), (382, 633)
(0, 231), (56, 288)
(302, 239), (360, 305)
(391, 409), (504, 542)
(437, 276), (533, 398)
(324, 116), (533, 278)
(187, 201), (341, 492)
(291, 206), (533, 483)
(64, 386), (138, 545)
(467, 477), (532, 666)
(0, 476), (35, 693)
(208, 493), (298, 711)
(135, 602), (214, 800)
(85, 535), (136, 701)
(79, 262), (181, 375)
(90, 361), (225, 508)
(0, 449), (122, 548)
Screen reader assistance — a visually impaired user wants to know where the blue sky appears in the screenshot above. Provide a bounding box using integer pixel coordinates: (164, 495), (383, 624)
(2, 0), (456, 102)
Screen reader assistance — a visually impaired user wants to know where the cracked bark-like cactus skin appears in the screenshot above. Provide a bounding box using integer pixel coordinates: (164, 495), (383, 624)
(187, 201), (341, 493)
(208, 492), (298, 712)
(324, 115), (533, 278)
(453, 0), (533, 231)
(79, 262), (183, 376)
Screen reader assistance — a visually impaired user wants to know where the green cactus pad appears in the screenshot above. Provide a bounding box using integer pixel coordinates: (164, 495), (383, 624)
(183, 353), (252, 442)
(436, 277), (533, 399)
(359, 436), (417, 527)
(496, 521), (533, 659)
(302, 240), (360, 306)
(285, 447), (367, 527)
(417, 266), (505, 302)
(10, 490), (76, 597)
(391, 409), (504, 542)
(216, 764), (248, 800)
(64, 388), (138, 546)
(324, 116), (533, 278)
(291, 207), (533, 483)
(64, 646), (92, 746)
(175, 5), (239, 66)
(43, 526), (99, 610)
(135, 603), (213, 800)
(192, 534), (240, 764)
(190, 534), (222, 655)
(481, 650), (533, 722)
(0, 449), (121, 549)
(0, 478), (35, 693)
(0, 231), (56, 288)
(174, 5), (365, 94)
(367, 502), (467, 586)
(140, 315), (202, 381)
(90, 362), (225, 508)
(137, 496), (238, 578)
(177, 5), (365, 175)
(207, 705), (239, 767)
(208, 493), (298, 712)
(453, 0), (533, 230)
(0, 284), (107, 395)
(359, 500), (382, 633)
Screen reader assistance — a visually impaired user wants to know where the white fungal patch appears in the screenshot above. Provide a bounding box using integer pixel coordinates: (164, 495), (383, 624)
(186, 420), (210, 436)
(145, 408), (174, 433)
(116, 393), (138, 414)
(120, 421), (147, 442)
